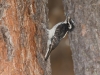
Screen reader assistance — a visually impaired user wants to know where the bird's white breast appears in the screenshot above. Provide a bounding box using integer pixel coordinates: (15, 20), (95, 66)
(48, 22), (62, 39)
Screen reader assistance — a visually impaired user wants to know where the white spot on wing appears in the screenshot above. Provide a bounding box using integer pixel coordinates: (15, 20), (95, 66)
(63, 31), (68, 38)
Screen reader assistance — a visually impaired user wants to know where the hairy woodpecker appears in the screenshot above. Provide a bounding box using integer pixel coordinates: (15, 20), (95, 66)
(45, 17), (74, 61)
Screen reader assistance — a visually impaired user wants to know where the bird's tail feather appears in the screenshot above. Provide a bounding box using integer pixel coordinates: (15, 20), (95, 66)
(45, 45), (52, 61)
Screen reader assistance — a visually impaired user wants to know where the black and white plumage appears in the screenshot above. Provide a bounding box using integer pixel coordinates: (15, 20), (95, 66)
(45, 17), (74, 61)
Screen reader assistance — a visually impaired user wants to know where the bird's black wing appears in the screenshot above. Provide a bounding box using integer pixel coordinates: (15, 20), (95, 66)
(50, 23), (68, 50)
(45, 23), (69, 61)
(54, 23), (68, 40)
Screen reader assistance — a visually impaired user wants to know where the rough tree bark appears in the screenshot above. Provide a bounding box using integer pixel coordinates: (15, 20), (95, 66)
(63, 0), (100, 75)
(0, 0), (51, 75)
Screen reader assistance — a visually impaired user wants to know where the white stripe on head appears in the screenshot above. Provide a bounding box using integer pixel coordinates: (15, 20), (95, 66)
(67, 17), (72, 29)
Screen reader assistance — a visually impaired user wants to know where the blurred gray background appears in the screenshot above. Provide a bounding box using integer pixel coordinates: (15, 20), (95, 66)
(47, 0), (74, 75)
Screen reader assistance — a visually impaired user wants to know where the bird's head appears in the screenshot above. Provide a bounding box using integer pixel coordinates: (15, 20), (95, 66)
(64, 17), (75, 32)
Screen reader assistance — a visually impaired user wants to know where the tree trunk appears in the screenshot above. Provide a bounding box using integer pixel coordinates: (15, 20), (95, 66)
(0, 0), (51, 75)
(63, 0), (100, 75)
